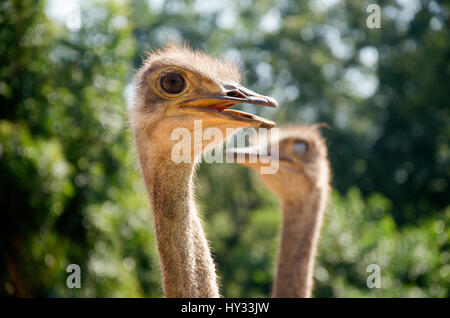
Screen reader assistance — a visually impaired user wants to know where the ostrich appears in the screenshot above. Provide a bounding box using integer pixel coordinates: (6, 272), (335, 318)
(129, 44), (277, 297)
(227, 125), (331, 297)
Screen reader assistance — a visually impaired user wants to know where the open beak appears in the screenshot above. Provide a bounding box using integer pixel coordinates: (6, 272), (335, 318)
(178, 84), (278, 128)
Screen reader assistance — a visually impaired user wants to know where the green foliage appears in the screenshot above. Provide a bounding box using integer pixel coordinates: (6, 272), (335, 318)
(1, 0), (448, 297)
(317, 188), (449, 297)
(0, 0), (160, 297)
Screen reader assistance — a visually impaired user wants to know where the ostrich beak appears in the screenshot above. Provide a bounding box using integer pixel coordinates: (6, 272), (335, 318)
(178, 83), (277, 128)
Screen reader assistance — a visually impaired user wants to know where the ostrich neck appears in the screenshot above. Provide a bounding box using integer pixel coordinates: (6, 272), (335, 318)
(272, 192), (325, 298)
(137, 143), (219, 297)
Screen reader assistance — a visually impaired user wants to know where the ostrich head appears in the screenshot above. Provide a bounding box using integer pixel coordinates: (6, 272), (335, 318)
(227, 125), (330, 203)
(130, 44), (277, 160)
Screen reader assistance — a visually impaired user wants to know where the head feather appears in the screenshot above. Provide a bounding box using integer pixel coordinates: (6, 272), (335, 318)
(138, 42), (242, 84)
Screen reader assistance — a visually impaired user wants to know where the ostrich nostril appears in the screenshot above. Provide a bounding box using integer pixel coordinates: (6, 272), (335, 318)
(226, 90), (246, 99)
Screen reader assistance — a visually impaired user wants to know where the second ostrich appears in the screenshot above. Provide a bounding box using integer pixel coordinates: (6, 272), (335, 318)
(228, 125), (331, 297)
(130, 44), (277, 297)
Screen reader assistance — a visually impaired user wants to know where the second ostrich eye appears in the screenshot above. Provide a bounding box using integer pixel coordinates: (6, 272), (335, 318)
(292, 141), (308, 156)
(160, 73), (186, 94)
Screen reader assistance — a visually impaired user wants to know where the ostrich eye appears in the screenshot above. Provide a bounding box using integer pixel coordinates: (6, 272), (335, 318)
(160, 73), (186, 94)
(292, 141), (308, 156)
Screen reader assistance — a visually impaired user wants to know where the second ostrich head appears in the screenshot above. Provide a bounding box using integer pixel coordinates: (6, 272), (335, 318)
(227, 125), (330, 204)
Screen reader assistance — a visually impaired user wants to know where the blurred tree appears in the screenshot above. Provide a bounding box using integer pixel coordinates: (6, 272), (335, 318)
(1, 0), (160, 297)
(316, 188), (449, 297)
(1, 0), (448, 298)
(1, 0), (56, 296)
